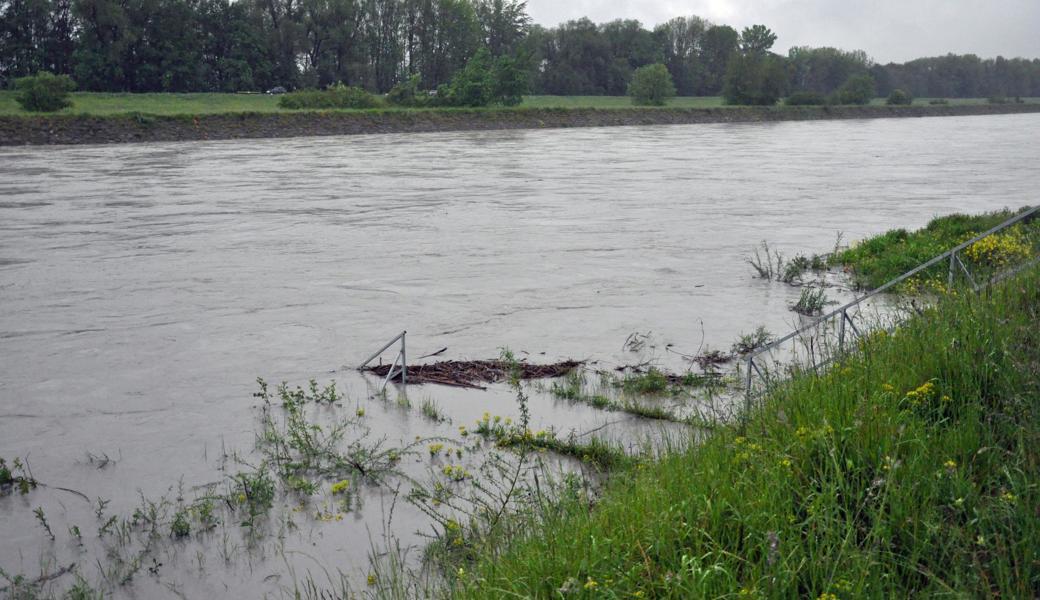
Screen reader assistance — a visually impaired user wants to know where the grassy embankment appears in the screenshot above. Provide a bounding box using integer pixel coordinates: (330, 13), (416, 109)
(833, 208), (1040, 290)
(0, 92), (1031, 117)
(449, 251), (1040, 596)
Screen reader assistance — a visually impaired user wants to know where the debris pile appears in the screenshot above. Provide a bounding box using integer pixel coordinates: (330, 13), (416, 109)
(363, 359), (582, 390)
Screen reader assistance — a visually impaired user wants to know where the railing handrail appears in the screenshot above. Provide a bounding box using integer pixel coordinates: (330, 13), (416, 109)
(358, 330), (407, 391)
(745, 205), (1038, 364)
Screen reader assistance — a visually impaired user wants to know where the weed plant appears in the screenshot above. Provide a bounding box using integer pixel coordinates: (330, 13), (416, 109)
(452, 266), (1040, 598)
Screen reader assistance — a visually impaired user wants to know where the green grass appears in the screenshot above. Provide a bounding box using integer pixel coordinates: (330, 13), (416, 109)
(451, 266), (1040, 598)
(4, 91), (1032, 117)
(834, 208), (1040, 289)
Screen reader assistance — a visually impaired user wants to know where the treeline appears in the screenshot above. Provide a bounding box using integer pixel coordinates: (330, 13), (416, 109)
(2, 0), (1039, 98)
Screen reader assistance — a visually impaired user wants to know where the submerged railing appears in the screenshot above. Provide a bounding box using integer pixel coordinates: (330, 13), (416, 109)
(742, 205), (1040, 414)
(358, 331), (407, 393)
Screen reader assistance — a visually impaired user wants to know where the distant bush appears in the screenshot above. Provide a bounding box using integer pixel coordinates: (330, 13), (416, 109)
(784, 91), (826, 106)
(928, 98), (949, 105)
(14, 72), (76, 112)
(278, 83), (382, 110)
(987, 95), (1010, 104)
(436, 48), (529, 107)
(831, 74), (876, 105)
(628, 63), (676, 106)
(886, 89), (913, 105)
(385, 74), (430, 107)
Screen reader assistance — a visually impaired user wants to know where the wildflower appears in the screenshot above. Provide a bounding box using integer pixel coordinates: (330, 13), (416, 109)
(954, 497), (965, 507)
(818, 593), (838, 600)
(881, 383), (894, 392)
(330, 480), (350, 495)
(734, 436), (747, 445)
(428, 443), (444, 456)
(779, 458), (792, 469)
(456, 567), (465, 578)
(355, 407), (365, 417)
(943, 459), (957, 470)
(584, 577), (598, 590)
(367, 573), (377, 586)
(1002, 491), (1017, 504)
(237, 493), (247, 504)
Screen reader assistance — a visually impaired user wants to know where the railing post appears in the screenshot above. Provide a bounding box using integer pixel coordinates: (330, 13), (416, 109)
(401, 331), (407, 386)
(744, 356), (754, 420)
(838, 308), (847, 352)
(948, 251), (956, 289)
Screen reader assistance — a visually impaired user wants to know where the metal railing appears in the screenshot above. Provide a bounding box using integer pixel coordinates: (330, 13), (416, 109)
(358, 331), (407, 393)
(742, 205), (1039, 414)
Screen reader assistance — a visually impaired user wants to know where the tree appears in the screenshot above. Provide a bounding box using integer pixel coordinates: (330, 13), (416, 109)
(698, 24), (738, 94)
(722, 24), (785, 105)
(14, 70), (75, 111)
(490, 52), (527, 105)
(628, 62), (675, 105)
(833, 73), (875, 104)
(738, 24), (776, 56)
(653, 15), (707, 95)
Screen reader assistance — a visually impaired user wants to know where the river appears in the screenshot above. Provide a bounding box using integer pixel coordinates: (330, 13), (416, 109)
(1, 113), (1038, 597)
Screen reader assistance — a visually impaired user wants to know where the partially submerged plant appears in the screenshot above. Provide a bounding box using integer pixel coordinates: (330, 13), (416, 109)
(731, 326), (774, 356)
(792, 286), (830, 315)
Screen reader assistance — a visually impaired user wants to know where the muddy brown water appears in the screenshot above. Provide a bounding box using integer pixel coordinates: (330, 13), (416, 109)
(1, 113), (1039, 597)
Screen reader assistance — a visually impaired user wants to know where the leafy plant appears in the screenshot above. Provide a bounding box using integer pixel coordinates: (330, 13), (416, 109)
(886, 88), (913, 105)
(831, 73), (876, 105)
(792, 286), (829, 315)
(628, 63), (676, 106)
(278, 83), (382, 110)
(14, 72), (76, 112)
(784, 91), (826, 106)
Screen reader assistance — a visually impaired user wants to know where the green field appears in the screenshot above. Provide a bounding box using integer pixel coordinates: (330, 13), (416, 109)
(1, 91), (1032, 117)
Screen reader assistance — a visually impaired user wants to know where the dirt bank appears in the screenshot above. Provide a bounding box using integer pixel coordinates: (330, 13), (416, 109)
(2, 103), (1039, 146)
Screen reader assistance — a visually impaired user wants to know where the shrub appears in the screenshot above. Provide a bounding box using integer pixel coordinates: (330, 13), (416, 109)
(928, 98), (949, 105)
(14, 72), (76, 112)
(437, 49), (529, 107)
(988, 95), (1010, 104)
(886, 89), (913, 105)
(628, 63), (676, 106)
(278, 83), (381, 110)
(784, 91), (826, 106)
(832, 74), (876, 105)
(385, 74), (429, 107)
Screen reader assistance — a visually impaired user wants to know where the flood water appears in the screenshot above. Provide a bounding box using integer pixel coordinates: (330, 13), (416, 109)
(2, 113), (1039, 597)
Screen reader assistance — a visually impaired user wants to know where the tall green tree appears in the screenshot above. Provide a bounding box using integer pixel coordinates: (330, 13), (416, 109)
(698, 24), (738, 94)
(723, 25), (785, 105)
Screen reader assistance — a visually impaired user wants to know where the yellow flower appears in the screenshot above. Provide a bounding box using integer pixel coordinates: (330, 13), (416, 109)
(1002, 491), (1017, 504)
(428, 443), (444, 456)
(583, 577), (598, 590)
(943, 459), (957, 470)
(881, 383), (894, 392)
(367, 573), (377, 586)
(817, 594), (838, 600)
(331, 479), (350, 495)
(237, 493), (247, 503)
(355, 407), (365, 417)
(779, 458), (792, 469)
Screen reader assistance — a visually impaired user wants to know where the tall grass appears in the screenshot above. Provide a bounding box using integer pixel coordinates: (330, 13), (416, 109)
(451, 266), (1040, 598)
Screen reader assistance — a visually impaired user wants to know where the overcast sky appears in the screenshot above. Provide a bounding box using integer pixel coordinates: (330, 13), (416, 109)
(524, 0), (1040, 64)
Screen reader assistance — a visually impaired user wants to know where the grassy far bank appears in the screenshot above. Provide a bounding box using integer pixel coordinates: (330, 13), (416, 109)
(0, 91), (1036, 117)
(450, 265), (1040, 598)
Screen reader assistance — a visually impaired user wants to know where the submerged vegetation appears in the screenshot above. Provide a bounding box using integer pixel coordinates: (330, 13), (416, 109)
(451, 264), (1040, 598)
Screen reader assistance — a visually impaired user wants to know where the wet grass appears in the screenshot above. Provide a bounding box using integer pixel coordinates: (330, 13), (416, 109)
(450, 265), (1040, 598)
(833, 207), (1040, 290)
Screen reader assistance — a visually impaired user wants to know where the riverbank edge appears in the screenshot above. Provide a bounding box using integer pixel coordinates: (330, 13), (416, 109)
(2, 103), (1039, 146)
(449, 263), (1040, 598)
